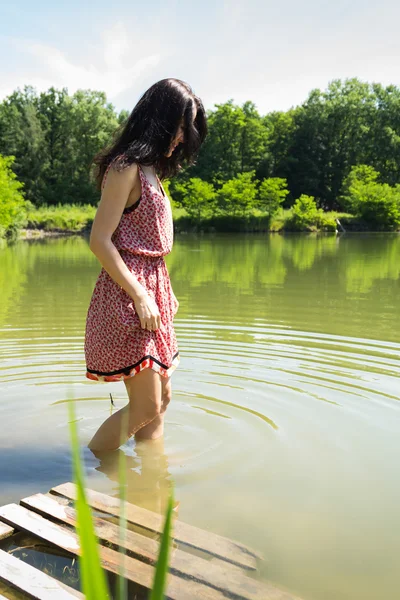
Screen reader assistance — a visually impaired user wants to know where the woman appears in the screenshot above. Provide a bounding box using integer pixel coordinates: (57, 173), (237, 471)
(85, 78), (207, 452)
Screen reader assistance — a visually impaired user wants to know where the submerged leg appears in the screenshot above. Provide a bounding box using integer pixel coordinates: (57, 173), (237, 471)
(135, 376), (172, 440)
(87, 368), (163, 452)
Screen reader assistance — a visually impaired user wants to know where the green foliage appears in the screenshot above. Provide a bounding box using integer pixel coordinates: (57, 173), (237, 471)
(286, 195), (323, 231)
(27, 203), (96, 231)
(68, 399), (173, 600)
(344, 164), (379, 188)
(187, 100), (269, 183)
(0, 86), (120, 206)
(68, 89), (120, 204)
(217, 171), (258, 216)
(0, 154), (27, 238)
(342, 165), (400, 230)
(257, 177), (289, 215)
(316, 213), (338, 232)
(0, 87), (46, 204)
(68, 400), (110, 599)
(172, 178), (217, 221)
(274, 79), (400, 210)
(261, 110), (297, 178)
(149, 493), (174, 600)
(3, 80), (400, 230)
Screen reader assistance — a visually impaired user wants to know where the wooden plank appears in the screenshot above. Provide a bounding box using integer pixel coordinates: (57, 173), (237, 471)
(0, 524), (13, 542)
(0, 581), (28, 600)
(51, 482), (261, 570)
(0, 504), (228, 600)
(21, 493), (287, 600)
(0, 548), (83, 599)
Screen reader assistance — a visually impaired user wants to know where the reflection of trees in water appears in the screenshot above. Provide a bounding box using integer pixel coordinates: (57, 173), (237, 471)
(342, 235), (400, 293)
(167, 234), (341, 296)
(0, 236), (98, 335)
(0, 242), (29, 327)
(165, 234), (400, 341)
(90, 438), (174, 516)
(167, 235), (288, 292)
(168, 234), (400, 296)
(2, 233), (399, 342)
(282, 234), (338, 272)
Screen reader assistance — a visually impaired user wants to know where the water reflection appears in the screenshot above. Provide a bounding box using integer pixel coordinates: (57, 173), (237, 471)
(89, 438), (175, 515)
(0, 233), (400, 600)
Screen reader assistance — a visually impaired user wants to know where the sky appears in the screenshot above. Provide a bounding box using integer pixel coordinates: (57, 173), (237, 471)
(1, 0), (400, 116)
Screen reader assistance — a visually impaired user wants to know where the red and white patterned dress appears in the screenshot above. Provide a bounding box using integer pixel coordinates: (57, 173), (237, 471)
(84, 161), (180, 383)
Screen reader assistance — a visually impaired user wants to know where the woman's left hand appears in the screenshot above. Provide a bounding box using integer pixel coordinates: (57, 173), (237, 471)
(172, 291), (179, 311)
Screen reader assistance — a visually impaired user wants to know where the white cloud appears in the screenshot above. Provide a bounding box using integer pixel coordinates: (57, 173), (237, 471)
(0, 21), (162, 101)
(1, 0), (400, 116)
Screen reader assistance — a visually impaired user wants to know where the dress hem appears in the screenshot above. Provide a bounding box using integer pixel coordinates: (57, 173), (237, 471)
(86, 353), (180, 383)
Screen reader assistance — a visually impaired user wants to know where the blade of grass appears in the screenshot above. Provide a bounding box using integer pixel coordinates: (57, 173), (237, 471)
(149, 491), (174, 600)
(68, 399), (110, 600)
(116, 408), (128, 600)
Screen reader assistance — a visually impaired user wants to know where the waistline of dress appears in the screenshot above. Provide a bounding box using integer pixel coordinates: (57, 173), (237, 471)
(119, 250), (166, 262)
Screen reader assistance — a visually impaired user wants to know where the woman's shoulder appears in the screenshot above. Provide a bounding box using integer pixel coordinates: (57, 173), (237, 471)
(102, 158), (139, 191)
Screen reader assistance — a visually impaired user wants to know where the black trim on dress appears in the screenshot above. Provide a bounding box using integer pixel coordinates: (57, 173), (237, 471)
(86, 352), (180, 376)
(123, 196), (142, 214)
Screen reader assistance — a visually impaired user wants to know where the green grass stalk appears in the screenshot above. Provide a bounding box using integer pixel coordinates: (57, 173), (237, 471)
(68, 399), (110, 599)
(68, 397), (173, 600)
(149, 492), (174, 600)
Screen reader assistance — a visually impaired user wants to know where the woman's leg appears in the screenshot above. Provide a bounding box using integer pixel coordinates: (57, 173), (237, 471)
(87, 368), (165, 452)
(135, 376), (172, 440)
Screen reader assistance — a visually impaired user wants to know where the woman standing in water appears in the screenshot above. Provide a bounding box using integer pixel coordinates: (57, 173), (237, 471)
(85, 79), (207, 451)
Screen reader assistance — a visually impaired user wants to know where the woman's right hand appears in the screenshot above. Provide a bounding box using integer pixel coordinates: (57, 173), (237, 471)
(133, 292), (161, 331)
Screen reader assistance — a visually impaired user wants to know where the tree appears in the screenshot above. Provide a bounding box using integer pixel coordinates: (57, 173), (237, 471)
(217, 171), (258, 217)
(1, 79), (400, 227)
(290, 195), (322, 230)
(257, 178), (289, 216)
(239, 101), (269, 175)
(285, 79), (378, 209)
(0, 86), (121, 206)
(172, 178), (217, 221)
(68, 90), (120, 205)
(0, 154), (27, 238)
(0, 86), (46, 205)
(342, 165), (400, 230)
(261, 109), (298, 182)
(36, 87), (74, 205)
(187, 100), (269, 184)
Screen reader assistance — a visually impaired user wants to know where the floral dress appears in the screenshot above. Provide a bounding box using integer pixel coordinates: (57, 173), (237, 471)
(84, 161), (180, 382)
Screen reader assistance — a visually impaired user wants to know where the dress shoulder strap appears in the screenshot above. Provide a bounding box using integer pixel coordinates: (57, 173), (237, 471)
(101, 154), (128, 191)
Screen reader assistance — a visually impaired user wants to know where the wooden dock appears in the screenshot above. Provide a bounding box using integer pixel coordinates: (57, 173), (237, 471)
(0, 482), (299, 599)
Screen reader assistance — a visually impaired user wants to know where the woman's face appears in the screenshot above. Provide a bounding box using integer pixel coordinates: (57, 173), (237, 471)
(166, 119), (185, 157)
(165, 106), (197, 158)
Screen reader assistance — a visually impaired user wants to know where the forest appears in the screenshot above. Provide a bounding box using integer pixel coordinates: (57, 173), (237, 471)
(1, 78), (400, 238)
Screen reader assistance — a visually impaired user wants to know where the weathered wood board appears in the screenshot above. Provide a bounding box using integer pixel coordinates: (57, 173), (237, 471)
(0, 482), (301, 600)
(0, 548), (83, 599)
(52, 482), (261, 570)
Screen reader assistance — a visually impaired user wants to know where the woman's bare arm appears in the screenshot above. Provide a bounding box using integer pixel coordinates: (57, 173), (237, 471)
(89, 163), (161, 330)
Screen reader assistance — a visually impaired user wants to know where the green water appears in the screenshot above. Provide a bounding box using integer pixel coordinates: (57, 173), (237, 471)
(0, 233), (399, 600)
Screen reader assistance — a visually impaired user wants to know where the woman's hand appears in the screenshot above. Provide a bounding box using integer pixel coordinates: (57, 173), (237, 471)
(172, 291), (179, 312)
(133, 292), (161, 331)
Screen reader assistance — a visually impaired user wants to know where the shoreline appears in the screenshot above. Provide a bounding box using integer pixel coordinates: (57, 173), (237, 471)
(18, 227), (400, 241)
(20, 228), (87, 239)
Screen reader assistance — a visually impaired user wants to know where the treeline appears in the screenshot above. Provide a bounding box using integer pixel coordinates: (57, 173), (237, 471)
(1, 79), (400, 236)
(0, 87), (124, 206)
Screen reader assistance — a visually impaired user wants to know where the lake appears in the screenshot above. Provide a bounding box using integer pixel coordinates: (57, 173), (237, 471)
(0, 233), (399, 600)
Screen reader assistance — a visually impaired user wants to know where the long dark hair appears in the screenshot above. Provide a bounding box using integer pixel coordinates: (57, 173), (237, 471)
(91, 78), (207, 189)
